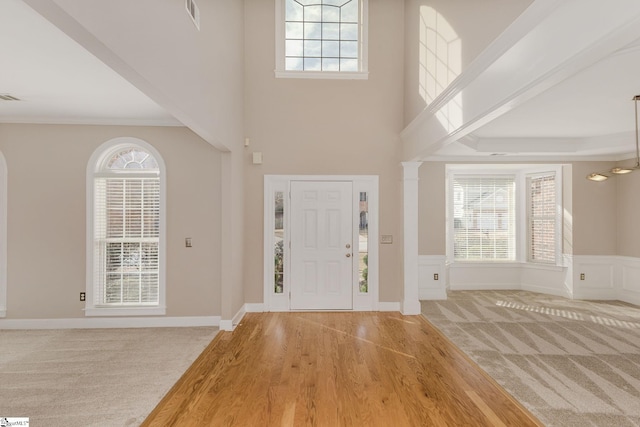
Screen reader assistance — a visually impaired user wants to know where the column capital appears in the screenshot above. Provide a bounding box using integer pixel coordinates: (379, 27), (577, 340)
(401, 161), (423, 180)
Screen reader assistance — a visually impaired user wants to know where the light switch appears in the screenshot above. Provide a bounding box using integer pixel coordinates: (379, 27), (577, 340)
(185, 237), (192, 248)
(252, 152), (263, 164)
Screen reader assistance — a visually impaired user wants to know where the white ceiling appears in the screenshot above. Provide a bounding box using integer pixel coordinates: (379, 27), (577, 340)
(0, 0), (181, 126)
(3, 0), (640, 160)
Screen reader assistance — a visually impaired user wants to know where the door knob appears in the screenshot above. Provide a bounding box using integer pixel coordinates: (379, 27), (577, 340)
(346, 253), (351, 257)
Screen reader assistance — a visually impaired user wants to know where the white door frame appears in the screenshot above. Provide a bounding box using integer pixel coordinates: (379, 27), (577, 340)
(264, 175), (379, 312)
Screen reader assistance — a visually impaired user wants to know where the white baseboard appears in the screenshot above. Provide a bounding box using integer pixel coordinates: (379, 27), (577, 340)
(245, 303), (265, 312)
(378, 302), (401, 312)
(449, 282), (519, 291)
(220, 303), (265, 332)
(0, 315), (220, 330)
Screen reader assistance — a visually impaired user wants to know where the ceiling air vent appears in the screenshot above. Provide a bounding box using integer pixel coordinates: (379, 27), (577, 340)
(0, 94), (20, 101)
(185, 0), (200, 30)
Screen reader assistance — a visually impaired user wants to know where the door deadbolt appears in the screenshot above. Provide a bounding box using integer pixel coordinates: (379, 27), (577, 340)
(346, 243), (351, 249)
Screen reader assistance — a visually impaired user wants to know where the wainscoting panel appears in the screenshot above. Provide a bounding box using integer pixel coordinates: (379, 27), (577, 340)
(418, 256), (447, 300)
(572, 256), (617, 300)
(619, 256), (640, 306)
(447, 263), (521, 291)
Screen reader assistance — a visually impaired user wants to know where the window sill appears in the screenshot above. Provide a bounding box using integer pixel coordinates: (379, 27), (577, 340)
(84, 306), (166, 317)
(274, 70), (369, 80)
(447, 261), (565, 271)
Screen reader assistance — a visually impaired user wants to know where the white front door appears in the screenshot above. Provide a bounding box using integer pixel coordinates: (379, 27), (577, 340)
(290, 181), (353, 310)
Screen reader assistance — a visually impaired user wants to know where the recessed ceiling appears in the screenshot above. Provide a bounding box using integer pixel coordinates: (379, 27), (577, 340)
(0, 0), (181, 126)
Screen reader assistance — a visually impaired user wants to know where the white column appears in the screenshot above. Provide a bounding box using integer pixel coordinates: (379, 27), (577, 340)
(401, 161), (422, 315)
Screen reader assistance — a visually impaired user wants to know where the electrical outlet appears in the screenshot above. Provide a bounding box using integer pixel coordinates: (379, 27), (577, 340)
(434, 273), (439, 280)
(580, 273), (585, 280)
(80, 292), (86, 302)
(185, 237), (192, 248)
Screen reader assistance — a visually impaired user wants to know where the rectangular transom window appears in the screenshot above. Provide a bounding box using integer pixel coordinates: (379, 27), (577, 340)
(452, 175), (516, 261)
(276, 0), (368, 79)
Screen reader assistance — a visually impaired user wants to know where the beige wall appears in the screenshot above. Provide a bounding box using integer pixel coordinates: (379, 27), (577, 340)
(418, 162), (446, 254)
(0, 124), (222, 319)
(616, 159), (640, 257)
(417, 161), (618, 257)
(403, 0), (532, 126)
(243, 0), (406, 303)
(572, 161), (617, 255)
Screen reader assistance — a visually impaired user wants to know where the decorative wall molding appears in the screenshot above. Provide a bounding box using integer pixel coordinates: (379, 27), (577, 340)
(0, 316), (220, 330)
(442, 256), (640, 306)
(573, 255), (640, 305)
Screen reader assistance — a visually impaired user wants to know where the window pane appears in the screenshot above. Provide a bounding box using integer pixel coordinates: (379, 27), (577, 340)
(274, 192), (284, 294)
(323, 5), (340, 22)
(286, 57), (303, 70)
(286, 22), (303, 39)
(340, 41), (358, 58)
(323, 58), (340, 71)
(341, 1), (359, 22)
(304, 57), (322, 71)
(529, 174), (555, 263)
(285, 0), (303, 21)
(323, 41), (340, 57)
(304, 22), (322, 39)
(340, 23), (358, 40)
(281, 0), (363, 74)
(323, 23), (340, 40)
(340, 58), (358, 71)
(452, 175), (516, 261)
(286, 40), (304, 57)
(304, 40), (322, 57)
(94, 150), (161, 308)
(305, 5), (322, 22)
(359, 192), (369, 293)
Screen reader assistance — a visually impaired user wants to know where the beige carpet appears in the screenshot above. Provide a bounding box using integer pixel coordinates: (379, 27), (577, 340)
(422, 290), (640, 427)
(0, 326), (217, 426)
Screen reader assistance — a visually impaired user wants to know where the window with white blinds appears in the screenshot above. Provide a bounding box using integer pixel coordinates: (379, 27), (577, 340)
(527, 173), (556, 263)
(91, 145), (163, 310)
(452, 175), (516, 261)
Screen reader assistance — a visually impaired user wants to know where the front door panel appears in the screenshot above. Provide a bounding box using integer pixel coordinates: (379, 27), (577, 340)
(290, 181), (353, 310)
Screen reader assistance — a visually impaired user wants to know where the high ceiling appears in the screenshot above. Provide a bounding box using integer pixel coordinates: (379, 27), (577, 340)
(3, 0), (640, 161)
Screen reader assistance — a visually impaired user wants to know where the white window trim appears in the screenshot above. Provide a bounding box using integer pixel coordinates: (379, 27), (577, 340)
(446, 164), (564, 267)
(85, 138), (166, 316)
(274, 0), (369, 80)
(263, 175), (379, 311)
(0, 151), (6, 318)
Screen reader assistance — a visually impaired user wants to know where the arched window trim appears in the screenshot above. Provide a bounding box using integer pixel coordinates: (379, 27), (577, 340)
(0, 151), (7, 317)
(86, 137), (166, 316)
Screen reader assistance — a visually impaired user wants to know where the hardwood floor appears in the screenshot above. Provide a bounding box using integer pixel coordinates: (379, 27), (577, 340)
(142, 312), (542, 426)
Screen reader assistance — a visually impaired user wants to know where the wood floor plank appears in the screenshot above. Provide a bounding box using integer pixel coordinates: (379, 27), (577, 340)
(142, 312), (543, 427)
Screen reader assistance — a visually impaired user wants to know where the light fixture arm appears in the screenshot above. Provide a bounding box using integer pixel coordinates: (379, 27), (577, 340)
(635, 95), (640, 168)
